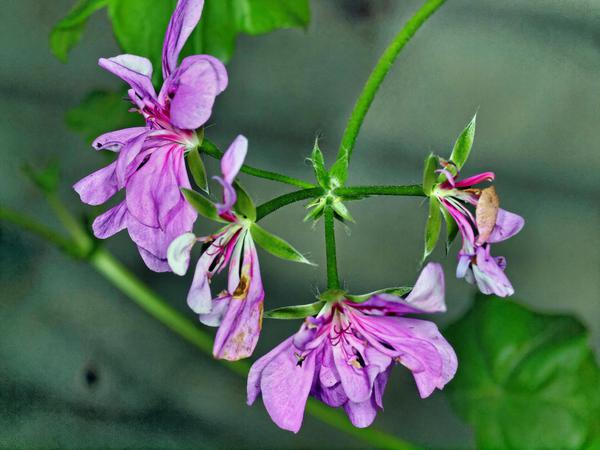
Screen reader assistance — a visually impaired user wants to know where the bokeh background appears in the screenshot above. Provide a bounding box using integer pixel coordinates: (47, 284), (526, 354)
(1, 0), (599, 448)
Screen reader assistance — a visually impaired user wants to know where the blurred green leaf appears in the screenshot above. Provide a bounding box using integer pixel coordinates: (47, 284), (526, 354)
(264, 301), (325, 319)
(186, 147), (209, 193)
(180, 188), (225, 223)
(250, 223), (314, 265)
(310, 139), (329, 188)
(423, 197), (442, 261)
(449, 113), (476, 170)
(66, 90), (142, 145)
(22, 162), (61, 194)
(440, 206), (459, 254)
(233, 181), (256, 221)
(447, 296), (600, 450)
(107, 0), (310, 84)
(422, 152), (438, 196)
(50, 0), (108, 63)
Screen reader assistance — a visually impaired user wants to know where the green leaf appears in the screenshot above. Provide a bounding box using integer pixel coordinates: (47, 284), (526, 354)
(22, 162), (61, 194)
(329, 146), (348, 188)
(310, 139), (329, 188)
(264, 301), (325, 319)
(447, 296), (600, 450)
(423, 197), (442, 261)
(66, 90), (143, 145)
(107, 0), (310, 84)
(441, 206), (459, 254)
(449, 113), (477, 170)
(233, 181), (256, 221)
(422, 152), (438, 196)
(347, 286), (412, 303)
(180, 188), (225, 223)
(186, 147), (209, 193)
(250, 223), (314, 265)
(50, 0), (108, 63)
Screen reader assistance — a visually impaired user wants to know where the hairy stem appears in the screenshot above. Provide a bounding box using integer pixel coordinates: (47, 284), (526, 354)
(324, 205), (340, 289)
(336, 184), (425, 199)
(256, 187), (323, 221)
(336, 0), (446, 166)
(201, 139), (315, 189)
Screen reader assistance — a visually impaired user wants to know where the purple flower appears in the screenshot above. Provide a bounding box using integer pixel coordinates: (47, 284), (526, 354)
(168, 136), (265, 361)
(247, 263), (457, 432)
(74, 0), (227, 272)
(434, 166), (524, 297)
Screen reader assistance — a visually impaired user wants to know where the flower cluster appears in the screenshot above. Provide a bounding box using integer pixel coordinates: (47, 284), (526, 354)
(72, 0), (524, 435)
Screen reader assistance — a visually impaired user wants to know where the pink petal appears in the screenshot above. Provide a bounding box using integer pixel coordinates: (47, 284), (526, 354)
(167, 232), (197, 275)
(73, 161), (118, 206)
(92, 127), (147, 152)
(99, 54), (156, 99)
(92, 201), (128, 239)
(488, 208), (524, 243)
(343, 398), (378, 428)
(454, 171), (495, 188)
(247, 336), (294, 406)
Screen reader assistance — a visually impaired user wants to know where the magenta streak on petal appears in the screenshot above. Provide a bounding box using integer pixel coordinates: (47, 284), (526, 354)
(439, 198), (475, 252)
(435, 169), (456, 188)
(454, 171), (495, 188)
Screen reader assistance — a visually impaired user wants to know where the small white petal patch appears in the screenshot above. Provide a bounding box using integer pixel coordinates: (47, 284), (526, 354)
(167, 232), (197, 275)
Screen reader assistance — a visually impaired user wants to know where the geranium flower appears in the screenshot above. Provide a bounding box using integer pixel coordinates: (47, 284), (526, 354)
(168, 136), (264, 361)
(247, 263), (457, 432)
(434, 166), (524, 296)
(74, 0), (227, 271)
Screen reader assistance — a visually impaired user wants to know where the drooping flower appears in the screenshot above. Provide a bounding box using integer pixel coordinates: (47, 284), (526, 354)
(433, 165), (524, 296)
(247, 263), (457, 432)
(168, 135), (264, 361)
(74, 0), (227, 272)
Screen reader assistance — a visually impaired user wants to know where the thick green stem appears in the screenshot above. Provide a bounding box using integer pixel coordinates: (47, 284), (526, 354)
(336, 184), (425, 199)
(201, 139), (315, 189)
(336, 0), (446, 165)
(256, 187), (323, 221)
(324, 205), (340, 289)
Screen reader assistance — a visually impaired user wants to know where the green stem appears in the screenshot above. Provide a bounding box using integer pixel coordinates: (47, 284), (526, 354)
(336, 0), (446, 165)
(324, 205), (340, 289)
(336, 184), (425, 199)
(201, 139), (315, 189)
(256, 187), (323, 221)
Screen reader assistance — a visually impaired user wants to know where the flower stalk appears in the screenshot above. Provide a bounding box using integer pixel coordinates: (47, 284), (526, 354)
(323, 204), (340, 289)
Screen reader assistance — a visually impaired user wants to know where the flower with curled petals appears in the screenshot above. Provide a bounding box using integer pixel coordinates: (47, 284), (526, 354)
(74, 0), (227, 272)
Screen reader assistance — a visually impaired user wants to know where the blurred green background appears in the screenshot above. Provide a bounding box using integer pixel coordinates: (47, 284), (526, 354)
(1, 0), (599, 448)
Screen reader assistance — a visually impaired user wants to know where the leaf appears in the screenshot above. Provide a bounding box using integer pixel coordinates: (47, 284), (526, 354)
(447, 296), (600, 450)
(449, 113), (477, 170)
(422, 152), (438, 196)
(186, 147), (209, 193)
(66, 90), (143, 145)
(107, 0), (310, 84)
(250, 223), (314, 265)
(440, 206), (459, 254)
(329, 146), (348, 188)
(423, 197), (442, 261)
(310, 139), (329, 188)
(233, 181), (256, 222)
(22, 162), (61, 194)
(346, 286), (412, 303)
(50, 0), (109, 63)
(264, 301), (325, 319)
(180, 188), (225, 223)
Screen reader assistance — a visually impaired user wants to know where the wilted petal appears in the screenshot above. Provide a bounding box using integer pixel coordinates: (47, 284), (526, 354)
(186, 242), (222, 313)
(167, 232), (197, 275)
(167, 55), (228, 130)
(488, 208), (524, 243)
(162, 0), (205, 79)
(99, 54), (156, 99)
(73, 161), (118, 206)
(344, 398), (378, 428)
(472, 245), (514, 297)
(92, 127), (147, 152)
(92, 201), (128, 239)
(199, 295), (230, 326)
(476, 186), (500, 244)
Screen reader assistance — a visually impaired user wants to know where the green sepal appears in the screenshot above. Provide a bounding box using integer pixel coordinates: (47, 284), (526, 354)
(180, 188), (226, 223)
(50, 0), (108, 63)
(441, 206), (459, 254)
(347, 286), (412, 303)
(331, 198), (355, 223)
(422, 153), (439, 196)
(250, 223), (315, 265)
(310, 139), (329, 188)
(423, 197), (442, 261)
(264, 301), (325, 319)
(449, 113), (477, 171)
(233, 182), (256, 221)
(303, 198), (326, 223)
(329, 146), (349, 188)
(186, 147), (209, 193)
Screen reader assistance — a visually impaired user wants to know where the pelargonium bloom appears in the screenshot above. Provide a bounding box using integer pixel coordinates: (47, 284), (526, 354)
(74, 0), (227, 272)
(434, 165), (524, 296)
(168, 136), (264, 361)
(247, 263), (457, 432)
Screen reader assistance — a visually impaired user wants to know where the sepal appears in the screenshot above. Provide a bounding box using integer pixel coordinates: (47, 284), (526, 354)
(233, 181), (256, 221)
(264, 301), (325, 319)
(422, 153), (439, 196)
(346, 286), (412, 303)
(423, 197), (442, 261)
(187, 147), (209, 193)
(180, 188), (227, 223)
(449, 112), (477, 170)
(250, 223), (315, 265)
(310, 138), (329, 188)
